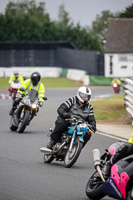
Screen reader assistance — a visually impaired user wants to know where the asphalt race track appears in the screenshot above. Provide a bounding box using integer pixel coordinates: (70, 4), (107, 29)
(0, 87), (117, 200)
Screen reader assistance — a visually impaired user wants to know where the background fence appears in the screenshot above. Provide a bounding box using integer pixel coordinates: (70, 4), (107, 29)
(123, 78), (133, 125)
(0, 42), (104, 76)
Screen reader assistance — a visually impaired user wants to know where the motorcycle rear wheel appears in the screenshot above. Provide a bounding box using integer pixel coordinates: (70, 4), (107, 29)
(85, 171), (105, 200)
(44, 154), (54, 163)
(64, 140), (83, 168)
(18, 110), (30, 133)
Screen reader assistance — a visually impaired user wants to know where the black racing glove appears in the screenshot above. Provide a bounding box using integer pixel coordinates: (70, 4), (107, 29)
(63, 113), (72, 119)
(19, 87), (26, 92)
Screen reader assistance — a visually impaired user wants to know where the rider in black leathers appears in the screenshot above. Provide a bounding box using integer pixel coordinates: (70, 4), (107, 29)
(47, 86), (96, 149)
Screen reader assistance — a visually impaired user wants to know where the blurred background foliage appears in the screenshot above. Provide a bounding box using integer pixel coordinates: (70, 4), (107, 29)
(0, 0), (133, 53)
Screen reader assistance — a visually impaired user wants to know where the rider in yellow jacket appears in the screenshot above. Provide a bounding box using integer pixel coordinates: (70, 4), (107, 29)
(8, 71), (24, 84)
(111, 77), (121, 86)
(9, 71), (45, 115)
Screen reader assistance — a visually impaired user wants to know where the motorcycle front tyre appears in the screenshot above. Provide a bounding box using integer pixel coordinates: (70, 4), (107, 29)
(85, 171), (105, 200)
(127, 187), (133, 200)
(18, 110), (30, 133)
(44, 153), (54, 163)
(12, 92), (17, 100)
(9, 116), (18, 131)
(64, 140), (83, 168)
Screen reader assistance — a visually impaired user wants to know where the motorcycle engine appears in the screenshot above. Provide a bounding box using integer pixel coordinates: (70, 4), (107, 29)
(54, 143), (61, 151)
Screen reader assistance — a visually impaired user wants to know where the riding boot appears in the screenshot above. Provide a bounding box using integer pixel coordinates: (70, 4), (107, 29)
(46, 139), (56, 149)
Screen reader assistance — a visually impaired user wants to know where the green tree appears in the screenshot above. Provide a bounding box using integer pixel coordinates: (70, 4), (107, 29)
(0, 0), (104, 52)
(58, 4), (72, 26)
(5, 0), (50, 22)
(91, 10), (118, 40)
(119, 4), (133, 18)
(0, 14), (42, 42)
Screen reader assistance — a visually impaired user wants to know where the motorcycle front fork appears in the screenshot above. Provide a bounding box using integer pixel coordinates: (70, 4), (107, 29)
(69, 131), (76, 153)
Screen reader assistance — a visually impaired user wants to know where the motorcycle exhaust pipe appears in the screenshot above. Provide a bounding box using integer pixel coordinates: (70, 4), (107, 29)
(40, 147), (52, 153)
(92, 149), (101, 167)
(92, 149), (105, 182)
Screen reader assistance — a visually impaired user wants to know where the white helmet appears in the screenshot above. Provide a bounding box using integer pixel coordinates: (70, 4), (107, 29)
(77, 86), (91, 104)
(14, 71), (19, 78)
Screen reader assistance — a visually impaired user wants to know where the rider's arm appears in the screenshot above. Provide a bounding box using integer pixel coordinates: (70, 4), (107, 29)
(17, 79), (30, 95)
(8, 75), (14, 84)
(18, 75), (24, 83)
(57, 97), (75, 119)
(87, 104), (96, 132)
(111, 80), (114, 86)
(117, 79), (121, 85)
(38, 83), (45, 102)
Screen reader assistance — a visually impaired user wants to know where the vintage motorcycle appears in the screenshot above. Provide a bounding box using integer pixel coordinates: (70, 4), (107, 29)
(85, 141), (133, 200)
(40, 118), (94, 168)
(9, 89), (47, 133)
(9, 79), (21, 100)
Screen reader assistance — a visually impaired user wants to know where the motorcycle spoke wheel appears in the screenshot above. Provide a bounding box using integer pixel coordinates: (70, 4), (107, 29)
(44, 154), (54, 163)
(64, 140), (83, 168)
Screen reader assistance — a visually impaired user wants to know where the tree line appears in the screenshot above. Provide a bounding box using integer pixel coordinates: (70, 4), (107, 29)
(0, 0), (133, 53)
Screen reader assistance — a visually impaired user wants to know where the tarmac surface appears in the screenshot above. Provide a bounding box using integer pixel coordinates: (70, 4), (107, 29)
(97, 123), (133, 140)
(0, 88), (132, 141)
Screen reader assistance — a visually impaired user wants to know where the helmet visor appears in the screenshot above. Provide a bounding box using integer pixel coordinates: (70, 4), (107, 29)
(78, 91), (90, 102)
(14, 73), (18, 77)
(31, 77), (39, 86)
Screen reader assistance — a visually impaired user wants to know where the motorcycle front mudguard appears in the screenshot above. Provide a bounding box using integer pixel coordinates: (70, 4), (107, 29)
(12, 105), (24, 127)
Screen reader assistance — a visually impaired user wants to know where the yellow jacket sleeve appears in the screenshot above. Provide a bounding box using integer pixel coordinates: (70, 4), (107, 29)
(18, 75), (24, 83)
(117, 79), (121, 85)
(38, 83), (45, 102)
(17, 79), (31, 95)
(8, 75), (14, 84)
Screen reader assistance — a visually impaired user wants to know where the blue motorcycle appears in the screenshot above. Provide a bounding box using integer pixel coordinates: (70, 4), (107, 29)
(40, 118), (94, 168)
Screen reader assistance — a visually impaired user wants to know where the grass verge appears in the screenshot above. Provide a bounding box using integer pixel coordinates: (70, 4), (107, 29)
(0, 77), (82, 89)
(91, 94), (132, 125)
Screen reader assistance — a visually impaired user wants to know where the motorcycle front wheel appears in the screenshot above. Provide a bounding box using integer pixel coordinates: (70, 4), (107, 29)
(85, 171), (105, 200)
(44, 153), (54, 163)
(18, 110), (30, 133)
(9, 116), (18, 131)
(127, 187), (133, 200)
(64, 140), (83, 168)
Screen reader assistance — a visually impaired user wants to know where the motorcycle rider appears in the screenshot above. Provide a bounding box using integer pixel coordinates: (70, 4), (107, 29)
(8, 71), (24, 85)
(47, 86), (96, 149)
(111, 77), (121, 93)
(103, 134), (133, 177)
(9, 71), (45, 116)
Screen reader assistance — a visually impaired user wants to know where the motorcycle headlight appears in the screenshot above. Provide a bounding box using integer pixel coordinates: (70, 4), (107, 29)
(113, 83), (117, 87)
(32, 104), (37, 108)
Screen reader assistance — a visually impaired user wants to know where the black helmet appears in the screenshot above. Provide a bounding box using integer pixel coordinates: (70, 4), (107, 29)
(31, 72), (41, 86)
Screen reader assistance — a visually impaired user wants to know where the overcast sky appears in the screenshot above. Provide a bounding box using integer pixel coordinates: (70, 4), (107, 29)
(0, 0), (133, 27)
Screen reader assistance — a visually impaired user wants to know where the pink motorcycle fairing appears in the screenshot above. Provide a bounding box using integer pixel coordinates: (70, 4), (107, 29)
(111, 164), (130, 199)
